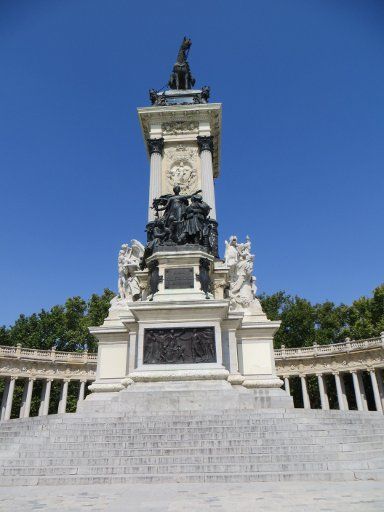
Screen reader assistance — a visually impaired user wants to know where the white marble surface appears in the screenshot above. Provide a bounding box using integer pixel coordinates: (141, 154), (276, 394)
(0, 481), (382, 511)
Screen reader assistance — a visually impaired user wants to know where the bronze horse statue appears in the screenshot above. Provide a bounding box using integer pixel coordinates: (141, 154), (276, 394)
(168, 37), (196, 90)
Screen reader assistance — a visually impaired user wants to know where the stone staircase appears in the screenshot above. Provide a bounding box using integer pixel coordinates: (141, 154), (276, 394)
(0, 409), (383, 485)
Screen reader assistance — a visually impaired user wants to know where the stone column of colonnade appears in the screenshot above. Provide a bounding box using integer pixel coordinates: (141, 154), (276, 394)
(1, 376), (17, 421)
(300, 375), (311, 409)
(334, 372), (349, 411)
(283, 377), (290, 395)
(147, 138), (164, 222)
(19, 377), (35, 418)
(0, 377), (91, 421)
(282, 369), (384, 413)
(317, 374), (330, 410)
(197, 135), (216, 219)
(350, 371), (365, 411)
(369, 370), (383, 413)
(376, 369), (384, 410)
(38, 378), (53, 416)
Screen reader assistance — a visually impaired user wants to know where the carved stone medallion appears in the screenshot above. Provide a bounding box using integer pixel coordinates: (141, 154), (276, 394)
(164, 144), (198, 194)
(143, 327), (216, 364)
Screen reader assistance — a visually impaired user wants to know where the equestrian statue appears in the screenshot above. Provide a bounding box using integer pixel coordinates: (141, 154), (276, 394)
(168, 37), (196, 90)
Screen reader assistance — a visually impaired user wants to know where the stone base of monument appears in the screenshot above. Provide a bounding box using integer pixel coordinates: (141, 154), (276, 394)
(77, 380), (293, 415)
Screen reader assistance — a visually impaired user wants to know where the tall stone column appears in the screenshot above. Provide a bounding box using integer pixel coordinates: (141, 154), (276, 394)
(4, 376), (17, 421)
(78, 380), (86, 403)
(58, 379), (69, 414)
(317, 374), (329, 410)
(357, 371), (368, 410)
(147, 138), (164, 222)
(0, 377), (10, 421)
(376, 369), (384, 410)
(369, 370), (383, 413)
(334, 372), (348, 411)
(39, 378), (52, 417)
(351, 371), (364, 411)
(284, 377), (291, 395)
(22, 378), (35, 418)
(300, 375), (311, 409)
(197, 135), (216, 219)
(19, 379), (29, 418)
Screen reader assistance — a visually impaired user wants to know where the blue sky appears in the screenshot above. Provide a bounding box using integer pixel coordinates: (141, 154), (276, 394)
(1, 0), (383, 326)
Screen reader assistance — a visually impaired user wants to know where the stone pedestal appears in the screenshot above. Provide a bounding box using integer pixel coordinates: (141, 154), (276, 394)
(84, 246), (292, 412)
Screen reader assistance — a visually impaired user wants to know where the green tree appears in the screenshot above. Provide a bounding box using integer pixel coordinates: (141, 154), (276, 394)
(5, 289), (114, 351)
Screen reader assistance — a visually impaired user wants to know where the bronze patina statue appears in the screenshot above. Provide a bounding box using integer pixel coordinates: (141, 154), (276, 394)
(168, 37), (196, 90)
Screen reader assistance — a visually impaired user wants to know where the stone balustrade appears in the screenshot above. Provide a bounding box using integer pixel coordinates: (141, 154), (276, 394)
(0, 334), (383, 420)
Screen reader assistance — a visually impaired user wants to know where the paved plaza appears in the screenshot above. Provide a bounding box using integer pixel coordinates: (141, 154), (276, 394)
(0, 481), (383, 512)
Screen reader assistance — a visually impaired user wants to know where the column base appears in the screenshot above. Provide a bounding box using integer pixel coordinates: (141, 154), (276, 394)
(242, 376), (284, 389)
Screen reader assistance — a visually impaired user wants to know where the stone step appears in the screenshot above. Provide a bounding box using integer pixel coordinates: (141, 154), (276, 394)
(1, 408), (382, 486)
(14, 439), (384, 459)
(3, 448), (384, 469)
(1, 408), (381, 425)
(2, 419), (381, 434)
(41, 429), (384, 444)
(1, 469), (381, 487)
(2, 468), (384, 486)
(2, 457), (384, 477)
(3, 412), (381, 424)
(15, 433), (383, 452)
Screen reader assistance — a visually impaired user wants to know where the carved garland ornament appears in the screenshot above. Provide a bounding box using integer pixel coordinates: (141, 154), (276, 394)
(162, 121), (198, 135)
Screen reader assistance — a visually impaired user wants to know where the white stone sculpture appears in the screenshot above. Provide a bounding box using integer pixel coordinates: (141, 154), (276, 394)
(224, 235), (264, 316)
(111, 240), (144, 308)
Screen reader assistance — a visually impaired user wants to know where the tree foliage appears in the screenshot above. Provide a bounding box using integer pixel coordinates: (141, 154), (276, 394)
(1, 289), (114, 352)
(258, 284), (384, 348)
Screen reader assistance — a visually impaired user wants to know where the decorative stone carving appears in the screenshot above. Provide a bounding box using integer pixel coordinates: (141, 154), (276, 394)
(164, 144), (198, 194)
(111, 240), (144, 308)
(143, 327), (216, 364)
(224, 235), (264, 314)
(147, 138), (164, 156)
(162, 121), (198, 135)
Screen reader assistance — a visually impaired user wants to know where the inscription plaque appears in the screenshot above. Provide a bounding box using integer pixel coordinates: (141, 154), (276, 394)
(143, 327), (216, 364)
(164, 267), (194, 289)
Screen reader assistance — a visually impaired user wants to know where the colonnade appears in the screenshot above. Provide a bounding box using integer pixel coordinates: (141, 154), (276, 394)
(0, 376), (90, 421)
(281, 369), (384, 412)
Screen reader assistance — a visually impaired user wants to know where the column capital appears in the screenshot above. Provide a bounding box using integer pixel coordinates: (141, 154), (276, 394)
(147, 137), (164, 156)
(197, 135), (214, 154)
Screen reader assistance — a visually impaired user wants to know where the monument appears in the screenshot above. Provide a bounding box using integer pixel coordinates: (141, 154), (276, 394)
(80, 38), (292, 413)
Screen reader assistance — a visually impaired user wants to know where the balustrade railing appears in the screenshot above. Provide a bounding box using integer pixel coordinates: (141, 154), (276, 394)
(274, 335), (384, 359)
(0, 344), (97, 363)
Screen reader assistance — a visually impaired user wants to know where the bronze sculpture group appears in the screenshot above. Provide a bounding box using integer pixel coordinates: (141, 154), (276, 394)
(142, 185), (219, 267)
